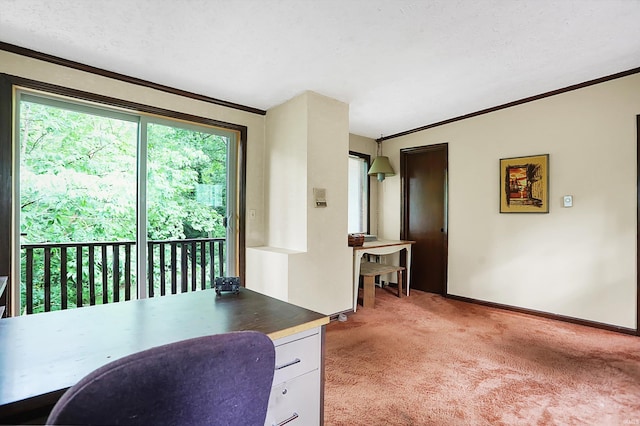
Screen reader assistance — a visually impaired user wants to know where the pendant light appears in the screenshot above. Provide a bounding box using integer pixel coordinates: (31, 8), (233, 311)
(368, 139), (395, 182)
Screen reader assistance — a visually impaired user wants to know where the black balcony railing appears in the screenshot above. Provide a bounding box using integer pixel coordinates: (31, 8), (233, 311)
(20, 237), (226, 315)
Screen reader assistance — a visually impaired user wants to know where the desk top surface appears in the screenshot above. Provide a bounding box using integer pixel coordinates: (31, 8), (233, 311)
(0, 288), (328, 416)
(353, 239), (416, 251)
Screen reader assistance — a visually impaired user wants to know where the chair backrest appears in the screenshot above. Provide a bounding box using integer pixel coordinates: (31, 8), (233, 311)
(46, 331), (275, 426)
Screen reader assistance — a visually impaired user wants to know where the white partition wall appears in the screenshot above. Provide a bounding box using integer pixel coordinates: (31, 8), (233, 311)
(246, 92), (352, 315)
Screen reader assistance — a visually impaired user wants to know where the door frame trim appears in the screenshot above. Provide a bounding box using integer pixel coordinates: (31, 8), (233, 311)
(400, 143), (449, 295)
(0, 73), (248, 316)
(636, 114), (640, 335)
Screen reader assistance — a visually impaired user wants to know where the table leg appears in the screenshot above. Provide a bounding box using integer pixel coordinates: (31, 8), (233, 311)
(353, 251), (365, 312)
(405, 246), (412, 296)
(363, 276), (375, 308)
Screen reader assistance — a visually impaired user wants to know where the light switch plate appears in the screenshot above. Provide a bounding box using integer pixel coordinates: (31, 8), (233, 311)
(563, 195), (573, 207)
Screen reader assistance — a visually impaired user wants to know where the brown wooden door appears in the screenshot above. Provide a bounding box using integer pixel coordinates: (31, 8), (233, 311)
(401, 144), (448, 294)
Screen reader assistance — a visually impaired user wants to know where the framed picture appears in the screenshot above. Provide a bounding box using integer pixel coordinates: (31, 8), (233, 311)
(500, 154), (549, 213)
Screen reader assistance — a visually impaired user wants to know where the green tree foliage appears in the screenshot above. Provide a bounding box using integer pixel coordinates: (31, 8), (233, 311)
(147, 122), (226, 240)
(19, 100), (228, 313)
(21, 102), (138, 243)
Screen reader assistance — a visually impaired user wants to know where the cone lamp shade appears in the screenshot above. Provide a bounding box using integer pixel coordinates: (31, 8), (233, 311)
(368, 156), (395, 182)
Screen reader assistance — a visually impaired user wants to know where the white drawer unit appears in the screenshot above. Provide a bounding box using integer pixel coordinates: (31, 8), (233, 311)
(265, 327), (322, 426)
(265, 370), (320, 426)
(273, 328), (321, 384)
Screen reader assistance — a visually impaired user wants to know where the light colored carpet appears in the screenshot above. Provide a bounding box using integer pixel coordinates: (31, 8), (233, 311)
(324, 287), (640, 425)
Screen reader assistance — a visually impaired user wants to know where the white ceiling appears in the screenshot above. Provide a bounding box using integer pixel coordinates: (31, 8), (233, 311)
(1, 0), (639, 139)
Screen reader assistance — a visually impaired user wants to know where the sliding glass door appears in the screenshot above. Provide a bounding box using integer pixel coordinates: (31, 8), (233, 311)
(15, 90), (238, 314)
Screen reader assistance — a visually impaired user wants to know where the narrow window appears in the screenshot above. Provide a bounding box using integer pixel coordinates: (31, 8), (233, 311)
(348, 152), (370, 234)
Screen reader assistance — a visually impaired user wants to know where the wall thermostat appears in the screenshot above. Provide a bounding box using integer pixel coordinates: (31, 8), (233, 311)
(313, 188), (327, 207)
(563, 195), (573, 208)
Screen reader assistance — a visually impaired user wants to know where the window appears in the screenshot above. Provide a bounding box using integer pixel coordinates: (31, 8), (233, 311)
(348, 152), (370, 234)
(4, 81), (246, 315)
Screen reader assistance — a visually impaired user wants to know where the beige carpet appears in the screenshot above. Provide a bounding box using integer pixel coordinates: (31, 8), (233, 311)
(324, 287), (640, 425)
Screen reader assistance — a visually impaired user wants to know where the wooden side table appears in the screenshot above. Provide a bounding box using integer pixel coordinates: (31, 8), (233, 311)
(352, 240), (415, 312)
(359, 262), (405, 308)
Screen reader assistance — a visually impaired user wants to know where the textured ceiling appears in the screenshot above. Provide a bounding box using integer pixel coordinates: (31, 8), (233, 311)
(1, 0), (639, 138)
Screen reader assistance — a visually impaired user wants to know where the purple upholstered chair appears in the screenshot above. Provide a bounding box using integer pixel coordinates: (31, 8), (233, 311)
(46, 331), (275, 426)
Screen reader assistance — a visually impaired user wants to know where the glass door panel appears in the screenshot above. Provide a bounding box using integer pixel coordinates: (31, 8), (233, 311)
(146, 121), (231, 296)
(19, 96), (138, 313)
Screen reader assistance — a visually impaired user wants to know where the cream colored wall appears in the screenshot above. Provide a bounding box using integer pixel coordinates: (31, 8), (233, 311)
(245, 246), (297, 300)
(348, 134), (379, 236)
(246, 94), (310, 302)
(248, 92), (353, 314)
(381, 74), (640, 329)
(291, 92), (352, 313)
(0, 49), (267, 263)
(264, 94), (308, 251)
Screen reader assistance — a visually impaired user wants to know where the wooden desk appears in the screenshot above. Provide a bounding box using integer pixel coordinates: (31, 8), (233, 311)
(352, 240), (415, 311)
(0, 288), (329, 425)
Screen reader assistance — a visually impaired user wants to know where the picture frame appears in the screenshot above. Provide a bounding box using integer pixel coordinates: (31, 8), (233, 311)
(500, 154), (549, 213)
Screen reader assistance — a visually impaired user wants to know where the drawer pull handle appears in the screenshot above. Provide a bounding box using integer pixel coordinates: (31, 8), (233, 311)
(276, 412), (299, 425)
(275, 358), (301, 370)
